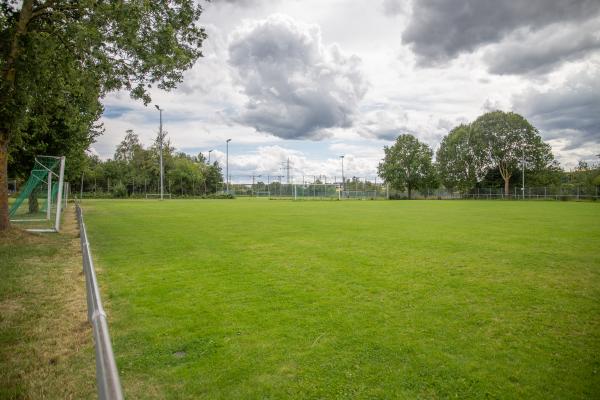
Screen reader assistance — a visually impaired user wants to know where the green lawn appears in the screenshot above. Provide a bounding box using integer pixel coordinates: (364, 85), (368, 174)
(83, 199), (600, 399)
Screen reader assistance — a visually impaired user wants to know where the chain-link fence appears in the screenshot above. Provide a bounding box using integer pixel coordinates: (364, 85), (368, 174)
(72, 172), (599, 201)
(387, 186), (599, 200)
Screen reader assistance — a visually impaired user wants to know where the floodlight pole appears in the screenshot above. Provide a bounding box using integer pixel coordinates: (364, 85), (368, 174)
(252, 174), (261, 197)
(208, 149), (213, 164)
(156, 105), (164, 200)
(522, 148), (525, 200)
(340, 155), (345, 195)
(226, 139), (231, 193)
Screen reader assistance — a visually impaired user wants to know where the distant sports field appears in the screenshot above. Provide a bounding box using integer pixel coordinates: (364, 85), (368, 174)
(84, 199), (600, 399)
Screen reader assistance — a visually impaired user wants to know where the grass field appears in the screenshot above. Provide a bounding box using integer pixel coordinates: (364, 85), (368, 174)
(83, 199), (600, 399)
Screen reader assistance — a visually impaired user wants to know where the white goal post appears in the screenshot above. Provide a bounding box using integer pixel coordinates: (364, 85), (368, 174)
(9, 155), (66, 233)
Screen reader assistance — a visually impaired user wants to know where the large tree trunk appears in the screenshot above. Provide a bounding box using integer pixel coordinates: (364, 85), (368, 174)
(0, 137), (9, 230)
(0, 0), (34, 231)
(408, 185), (412, 200)
(504, 177), (510, 198)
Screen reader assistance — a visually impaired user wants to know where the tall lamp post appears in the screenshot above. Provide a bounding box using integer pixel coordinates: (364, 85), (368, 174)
(155, 105), (164, 200)
(339, 155), (345, 194)
(252, 174), (262, 197)
(208, 149), (213, 164)
(522, 148), (525, 200)
(226, 139), (231, 193)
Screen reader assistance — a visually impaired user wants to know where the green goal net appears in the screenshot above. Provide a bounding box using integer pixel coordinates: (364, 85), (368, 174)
(9, 155), (66, 232)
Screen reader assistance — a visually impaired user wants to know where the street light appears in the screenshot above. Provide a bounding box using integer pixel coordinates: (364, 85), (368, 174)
(522, 148), (525, 200)
(226, 139), (231, 193)
(339, 155), (345, 194)
(252, 174), (262, 197)
(155, 105), (164, 200)
(208, 149), (213, 164)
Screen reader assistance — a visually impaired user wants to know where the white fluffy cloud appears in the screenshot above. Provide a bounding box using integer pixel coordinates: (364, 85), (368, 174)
(228, 14), (368, 140)
(92, 0), (600, 174)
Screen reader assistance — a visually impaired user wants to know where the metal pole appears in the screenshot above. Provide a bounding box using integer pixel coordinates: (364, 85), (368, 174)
(522, 148), (525, 200)
(226, 139), (231, 193)
(208, 149), (213, 164)
(156, 105), (164, 200)
(76, 205), (124, 400)
(340, 155), (345, 196)
(54, 157), (65, 231)
(47, 171), (52, 220)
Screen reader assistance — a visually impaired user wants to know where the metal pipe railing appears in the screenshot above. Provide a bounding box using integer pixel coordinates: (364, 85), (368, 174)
(76, 203), (124, 400)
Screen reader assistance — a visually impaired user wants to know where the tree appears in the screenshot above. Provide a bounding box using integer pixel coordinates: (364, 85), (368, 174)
(1, 0), (207, 229)
(114, 130), (143, 163)
(472, 111), (555, 196)
(378, 134), (437, 199)
(436, 124), (486, 193)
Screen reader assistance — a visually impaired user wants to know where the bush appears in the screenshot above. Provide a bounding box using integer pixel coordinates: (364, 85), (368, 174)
(112, 182), (128, 198)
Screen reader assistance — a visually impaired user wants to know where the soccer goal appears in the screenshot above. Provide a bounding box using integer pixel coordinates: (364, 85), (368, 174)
(9, 155), (66, 232)
(145, 193), (172, 199)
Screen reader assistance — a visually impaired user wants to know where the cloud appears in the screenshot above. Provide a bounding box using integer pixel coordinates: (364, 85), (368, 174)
(210, 144), (382, 181)
(484, 18), (600, 75)
(357, 108), (465, 150)
(210, 0), (265, 6)
(228, 14), (368, 140)
(359, 110), (412, 140)
(512, 68), (600, 151)
(381, 0), (407, 16)
(402, 0), (600, 66)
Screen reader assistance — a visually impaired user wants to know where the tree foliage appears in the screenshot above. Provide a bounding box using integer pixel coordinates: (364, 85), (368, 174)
(1, 0), (207, 229)
(435, 124), (486, 193)
(378, 134), (437, 199)
(81, 130), (223, 197)
(435, 111), (559, 195)
(472, 111), (555, 196)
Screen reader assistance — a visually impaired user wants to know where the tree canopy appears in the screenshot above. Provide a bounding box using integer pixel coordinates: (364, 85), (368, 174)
(80, 130), (223, 197)
(435, 124), (487, 193)
(471, 111), (555, 196)
(378, 134), (437, 199)
(1, 0), (207, 229)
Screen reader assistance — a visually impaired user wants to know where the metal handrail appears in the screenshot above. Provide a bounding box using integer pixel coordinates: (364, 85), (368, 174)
(76, 203), (124, 400)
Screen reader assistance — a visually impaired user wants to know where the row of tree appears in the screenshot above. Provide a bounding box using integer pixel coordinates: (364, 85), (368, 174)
(378, 111), (588, 199)
(82, 130), (223, 197)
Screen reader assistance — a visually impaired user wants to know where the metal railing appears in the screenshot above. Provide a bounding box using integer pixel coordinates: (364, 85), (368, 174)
(76, 203), (124, 400)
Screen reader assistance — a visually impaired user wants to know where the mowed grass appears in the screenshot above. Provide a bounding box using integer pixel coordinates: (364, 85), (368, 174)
(83, 199), (600, 399)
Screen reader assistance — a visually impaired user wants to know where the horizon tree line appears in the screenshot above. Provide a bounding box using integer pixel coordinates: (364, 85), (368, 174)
(79, 130), (224, 197)
(378, 110), (599, 199)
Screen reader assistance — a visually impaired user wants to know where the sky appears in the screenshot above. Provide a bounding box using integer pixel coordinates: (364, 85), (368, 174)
(95, 0), (600, 182)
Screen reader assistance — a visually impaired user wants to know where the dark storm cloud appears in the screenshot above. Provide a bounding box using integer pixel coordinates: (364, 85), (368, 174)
(484, 19), (600, 75)
(228, 15), (368, 140)
(513, 70), (600, 149)
(402, 0), (600, 67)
